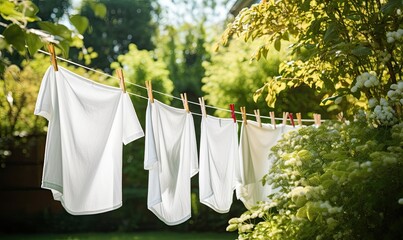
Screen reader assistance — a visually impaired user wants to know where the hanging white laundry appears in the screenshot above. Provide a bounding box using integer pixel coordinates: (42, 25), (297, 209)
(199, 116), (238, 213)
(236, 120), (297, 209)
(35, 66), (144, 215)
(144, 99), (198, 226)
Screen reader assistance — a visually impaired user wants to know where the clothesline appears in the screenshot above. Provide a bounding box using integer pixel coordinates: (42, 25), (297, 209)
(37, 49), (320, 123)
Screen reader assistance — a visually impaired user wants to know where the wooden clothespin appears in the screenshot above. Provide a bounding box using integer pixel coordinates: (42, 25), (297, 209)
(145, 81), (154, 103)
(337, 112), (345, 123)
(282, 112), (288, 125)
(240, 106), (247, 125)
(47, 44), (58, 71)
(296, 113), (302, 126)
(254, 109), (262, 127)
(288, 113), (295, 128)
(229, 104), (236, 123)
(116, 68), (126, 93)
(317, 113), (322, 126)
(199, 97), (207, 117)
(181, 93), (190, 113)
(314, 113), (322, 126)
(269, 111), (276, 129)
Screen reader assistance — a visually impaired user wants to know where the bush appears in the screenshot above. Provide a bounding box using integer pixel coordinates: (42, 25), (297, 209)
(227, 119), (403, 240)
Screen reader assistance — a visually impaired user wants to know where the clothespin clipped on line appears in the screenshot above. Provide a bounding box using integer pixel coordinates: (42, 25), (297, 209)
(181, 93), (190, 113)
(240, 106), (247, 125)
(282, 112), (288, 126)
(116, 68), (126, 93)
(337, 112), (345, 123)
(288, 113), (295, 128)
(199, 97), (207, 117)
(314, 113), (322, 126)
(229, 104), (236, 123)
(254, 109), (262, 127)
(296, 112), (302, 127)
(269, 111), (276, 129)
(145, 80), (154, 103)
(47, 44), (58, 71)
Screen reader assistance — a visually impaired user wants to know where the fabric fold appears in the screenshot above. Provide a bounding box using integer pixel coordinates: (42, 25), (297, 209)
(236, 120), (297, 209)
(199, 116), (238, 213)
(144, 99), (198, 225)
(35, 66), (144, 215)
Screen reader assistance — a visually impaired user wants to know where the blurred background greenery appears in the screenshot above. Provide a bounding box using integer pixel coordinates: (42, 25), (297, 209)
(0, 0), (330, 238)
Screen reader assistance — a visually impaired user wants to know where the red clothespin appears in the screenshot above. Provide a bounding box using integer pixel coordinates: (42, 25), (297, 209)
(229, 104), (236, 123)
(288, 113), (295, 128)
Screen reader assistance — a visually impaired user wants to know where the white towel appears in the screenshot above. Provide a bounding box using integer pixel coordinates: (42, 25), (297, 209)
(236, 120), (296, 209)
(199, 116), (238, 213)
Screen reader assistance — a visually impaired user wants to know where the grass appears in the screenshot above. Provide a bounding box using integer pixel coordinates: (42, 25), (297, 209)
(0, 231), (238, 240)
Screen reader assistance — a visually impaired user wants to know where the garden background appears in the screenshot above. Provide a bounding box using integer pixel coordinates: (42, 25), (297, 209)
(1, 0), (402, 239)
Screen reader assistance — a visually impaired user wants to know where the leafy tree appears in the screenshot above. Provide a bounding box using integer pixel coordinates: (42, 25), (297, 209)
(227, 120), (403, 239)
(74, 0), (157, 73)
(0, 0), (92, 69)
(221, 1), (403, 239)
(155, 0), (231, 106)
(220, 0), (403, 119)
(203, 38), (327, 119)
(156, 23), (208, 104)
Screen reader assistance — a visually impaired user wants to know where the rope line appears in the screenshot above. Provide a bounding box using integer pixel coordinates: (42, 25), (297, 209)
(37, 49), (319, 123)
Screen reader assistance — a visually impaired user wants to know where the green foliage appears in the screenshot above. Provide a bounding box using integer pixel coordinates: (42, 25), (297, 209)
(75, 0), (157, 72)
(203, 38), (327, 118)
(220, 0), (403, 117)
(227, 119), (403, 239)
(0, 0), (90, 60)
(155, 22), (210, 107)
(202, 38), (283, 117)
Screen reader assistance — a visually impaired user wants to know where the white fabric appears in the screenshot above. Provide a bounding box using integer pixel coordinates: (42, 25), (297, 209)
(144, 99), (198, 225)
(236, 120), (296, 209)
(35, 66), (144, 215)
(199, 116), (238, 213)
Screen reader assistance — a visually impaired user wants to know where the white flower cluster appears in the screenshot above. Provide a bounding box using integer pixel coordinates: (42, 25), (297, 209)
(351, 71), (379, 93)
(386, 29), (403, 43)
(371, 99), (398, 126)
(319, 200), (343, 215)
(368, 81), (402, 126)
(388, 81), (403, 105)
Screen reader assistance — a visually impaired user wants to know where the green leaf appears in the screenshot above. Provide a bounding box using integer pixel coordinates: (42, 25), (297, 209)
(3, 24), (26, 52)
(18, 1), (39, 18)
(26, 32), (43, 55)
(281, 31), (289, 41)
(306, 202), (319, 221)
(301, 0), (311, 11)
(296, 205), (307, 219)
(253, 87), (263, 103)
(58, 40), (70, 57)
(323, 23), (338, 44)
(70, 15), (89, 34)
(351, 45), (372, 57)
(381, 0), (402, 15)
(274, 38), (281, 51)
(93, 3), (107, 18)
(37, 21), (72, 41)
(321, 95), (339, 104)
(0, 1), (23, 19)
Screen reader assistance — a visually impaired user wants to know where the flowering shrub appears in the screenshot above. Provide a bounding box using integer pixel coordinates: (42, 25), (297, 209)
(227, 119), (403, 239)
